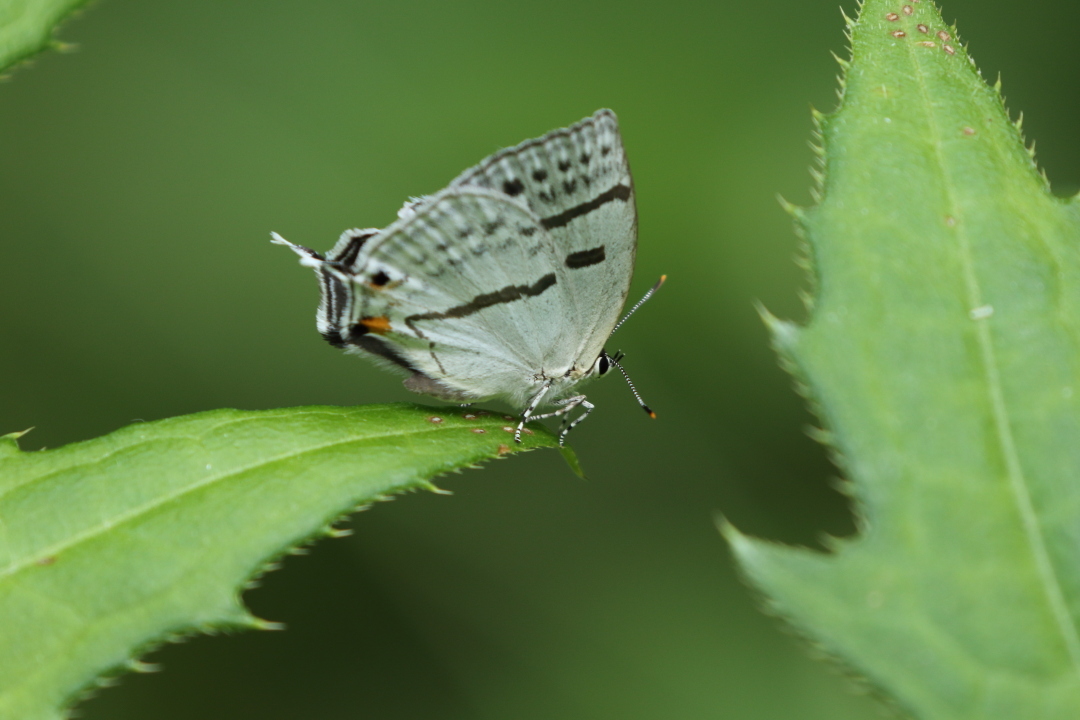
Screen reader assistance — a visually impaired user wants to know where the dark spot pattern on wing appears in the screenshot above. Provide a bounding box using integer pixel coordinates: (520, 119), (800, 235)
(448, 110), (628, 222)
(354, 316), (392, 335)
(565, 245), (606, 269)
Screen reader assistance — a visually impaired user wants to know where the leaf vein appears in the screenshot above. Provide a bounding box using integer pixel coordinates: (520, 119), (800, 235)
(0, 421), (497, 582)
(906, 39), (1080, 671)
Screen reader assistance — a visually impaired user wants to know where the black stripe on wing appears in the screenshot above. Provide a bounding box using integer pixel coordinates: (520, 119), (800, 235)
(330, 230), (379, 268)
(318, 272), (349, 346)
(541, 184), (632, 230)
(349, 335), (420, 372)
(405, 273), (558, 333)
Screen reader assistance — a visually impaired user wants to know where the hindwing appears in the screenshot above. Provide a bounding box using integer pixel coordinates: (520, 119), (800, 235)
(315, 188), (583, 405)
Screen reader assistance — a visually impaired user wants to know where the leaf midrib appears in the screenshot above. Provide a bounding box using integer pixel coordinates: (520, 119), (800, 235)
(0, 408), (371, 501)
(0, 420), (481, 583)
(901, 33), (1080, 671)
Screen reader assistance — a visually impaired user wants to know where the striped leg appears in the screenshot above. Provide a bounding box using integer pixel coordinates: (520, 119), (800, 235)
(515, 380), (553, 443)
(529, 395), (594, 446)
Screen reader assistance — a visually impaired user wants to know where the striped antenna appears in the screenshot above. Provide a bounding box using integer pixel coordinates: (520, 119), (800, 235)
(608, 352), (656, 419)
(611, 275), (666, 336)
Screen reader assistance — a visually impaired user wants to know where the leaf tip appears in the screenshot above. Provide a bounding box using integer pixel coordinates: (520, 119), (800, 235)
(714, 512), (738, 540)
(805, 425), (835, 446)
(251, 617), (286, 632)
(839, 5), (856, 29)
(3, 427), (33, 441)
(559, 445), (586, 479)
(0, 428), (32, 457)
(125, 659), (161, 674)
(421, 481), (454, 495)
(817, 532), (850, 553)
(756, 304), (801, 352)
(716, 515), (763, 566)
(777, 194), (806, 221)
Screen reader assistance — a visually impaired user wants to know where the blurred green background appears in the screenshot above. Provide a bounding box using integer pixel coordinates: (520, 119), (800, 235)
(1, 0), (1077, 717)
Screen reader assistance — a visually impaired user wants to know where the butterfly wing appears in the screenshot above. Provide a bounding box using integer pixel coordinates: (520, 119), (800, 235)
(313, 187), (579, 407)
(449, 109), (636, 367)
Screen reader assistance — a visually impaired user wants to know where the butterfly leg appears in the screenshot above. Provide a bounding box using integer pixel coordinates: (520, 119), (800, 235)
(515, 380), (554, 443)
(558, 399), (595, 446)
(528, 395), (594, 446)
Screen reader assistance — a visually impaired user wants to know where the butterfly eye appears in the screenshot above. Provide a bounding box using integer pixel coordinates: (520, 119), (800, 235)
(595, 352), (610, 376)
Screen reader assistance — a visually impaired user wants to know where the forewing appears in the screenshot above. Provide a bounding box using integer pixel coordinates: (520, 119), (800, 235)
(316, 188), (576, 405)
(450, 109), (637, 363)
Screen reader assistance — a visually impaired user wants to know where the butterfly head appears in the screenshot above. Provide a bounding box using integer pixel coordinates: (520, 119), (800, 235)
(591, 350), (616, 378)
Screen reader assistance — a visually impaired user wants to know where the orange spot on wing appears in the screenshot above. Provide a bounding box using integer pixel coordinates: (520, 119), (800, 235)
(360, 316), (392, 334)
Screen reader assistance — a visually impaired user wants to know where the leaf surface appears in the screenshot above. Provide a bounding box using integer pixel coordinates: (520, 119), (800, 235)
(727, 1), (1080, 718)
(0, 403), (562, 719)
(0, 0), (88, 75)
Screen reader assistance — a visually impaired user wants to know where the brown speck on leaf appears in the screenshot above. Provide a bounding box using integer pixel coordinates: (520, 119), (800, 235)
(428, 416), (444, 424)
(471, 428), (486, 434)
(963, 126), (976, 136)
(892, 30), (906, 38)
(886, 12), (899, 20)
(937, 30), (951, 40)
(918, 41), (936, 48)
(501, 426), (516, 433)
(943, 44), (955, 55)
(497, 444), (512, 455)
(36, 556), (57, 566)
(902, 5), (913, 15)
(945, 215), (957, 227)
(463, 413), (478, 419)
(521, 428), (535, 436)
(917, 24), (929, 33)
(503, 415), (515, 421)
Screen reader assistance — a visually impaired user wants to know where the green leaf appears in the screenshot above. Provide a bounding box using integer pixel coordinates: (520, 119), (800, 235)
(726, 1), (1080, 718)
(0, 403), (563, 720)
(0, 0), (89, 75)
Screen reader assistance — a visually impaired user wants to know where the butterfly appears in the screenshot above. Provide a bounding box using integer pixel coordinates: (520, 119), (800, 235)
(273, 109), (662, 445)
